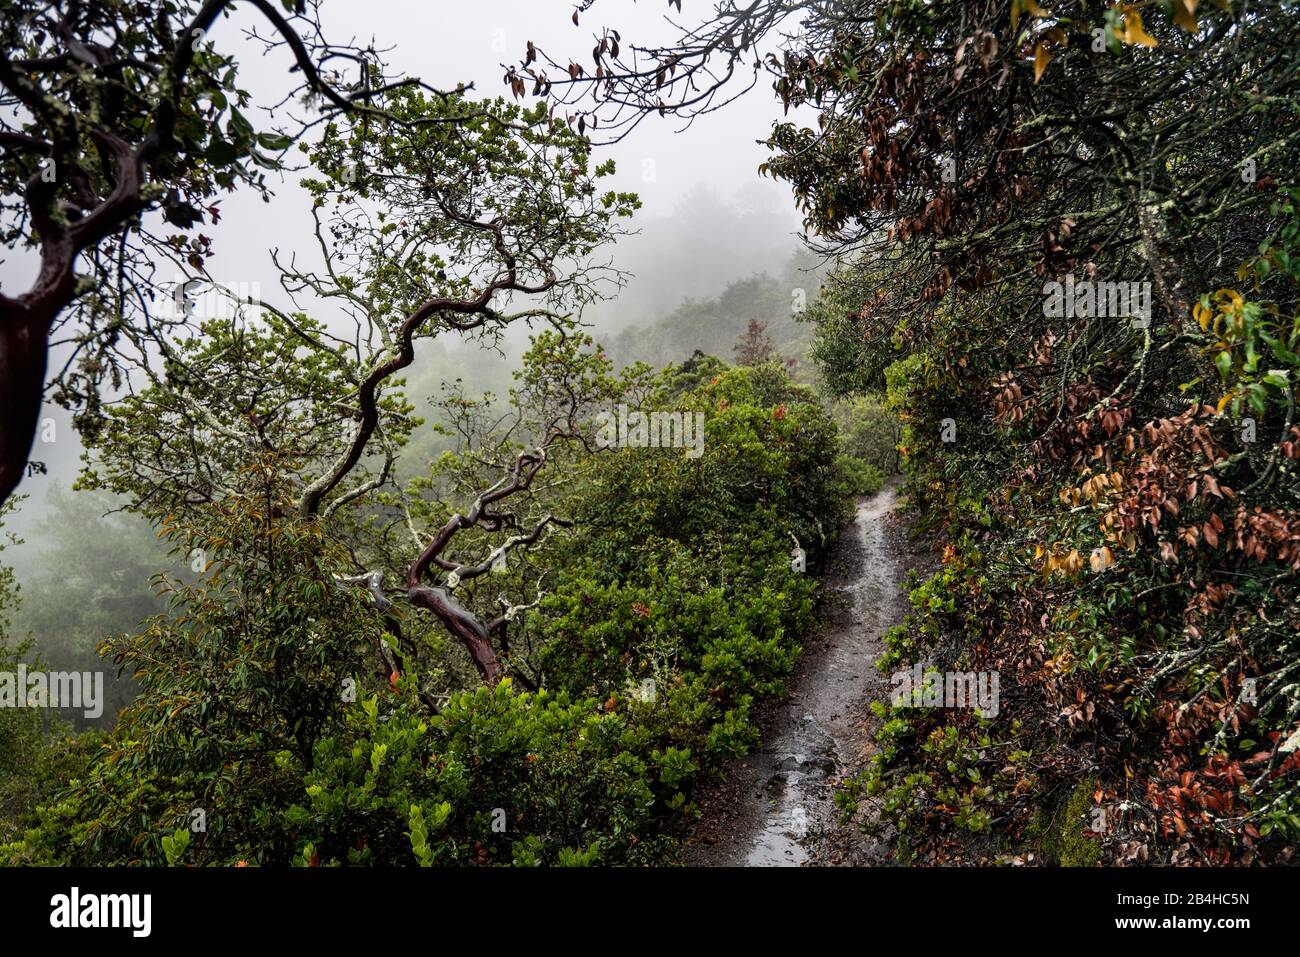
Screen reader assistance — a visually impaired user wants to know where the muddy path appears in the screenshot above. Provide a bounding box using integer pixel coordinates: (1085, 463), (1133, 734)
(682, 485), (906, 866)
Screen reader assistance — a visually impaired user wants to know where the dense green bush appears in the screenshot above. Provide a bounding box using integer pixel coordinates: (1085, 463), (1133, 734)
(831, 395), (899, 476)
(788, 2), (1300, 865)
(2, 358), (850, 866)
(833, 456), (885, 498)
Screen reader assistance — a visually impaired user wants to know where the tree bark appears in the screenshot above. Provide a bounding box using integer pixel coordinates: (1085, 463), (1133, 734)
(407, 584), (503, 684)
(0, 308), (55, 506)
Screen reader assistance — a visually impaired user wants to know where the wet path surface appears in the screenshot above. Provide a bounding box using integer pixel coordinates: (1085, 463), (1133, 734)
(683, 486), (903, 866)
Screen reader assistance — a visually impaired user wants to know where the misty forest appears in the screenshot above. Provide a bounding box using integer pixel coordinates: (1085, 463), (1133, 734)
(0, 0), (1297, 870)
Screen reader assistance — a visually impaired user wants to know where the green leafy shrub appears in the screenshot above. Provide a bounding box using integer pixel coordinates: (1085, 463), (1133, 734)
(4, 358), (851, 866)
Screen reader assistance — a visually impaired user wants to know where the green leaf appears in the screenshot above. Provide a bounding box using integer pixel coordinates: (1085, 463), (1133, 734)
(1214, 350), (1233, 380)
(228, 107), (254, 146)
(206, 137), (239, 167)
(256, 132), (293, 152)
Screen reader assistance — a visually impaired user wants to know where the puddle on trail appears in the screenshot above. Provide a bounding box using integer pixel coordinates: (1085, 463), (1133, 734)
(744, 715), (838, 865)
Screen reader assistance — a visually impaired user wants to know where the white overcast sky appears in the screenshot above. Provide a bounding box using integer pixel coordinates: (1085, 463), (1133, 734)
(1, 1), (806, 306)
(197, 0), (805, 302)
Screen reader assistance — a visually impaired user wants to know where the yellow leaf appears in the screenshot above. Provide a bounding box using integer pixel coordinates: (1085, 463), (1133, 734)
(1025, 0), (1053, 17)
(1173, 0), (1199, 32)
(1214, 288), (1243, 310)
(1034, 42), (1053, 82)
(1118, 8), (1158, 47)
(1194, 301), (1212, 330)
(1011, 0), (1021, 34)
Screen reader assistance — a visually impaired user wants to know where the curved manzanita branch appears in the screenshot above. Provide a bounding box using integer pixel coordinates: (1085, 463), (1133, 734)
(397, 418), (578, 683)
(336, 426), (576, 686)
(0, 0), (454, 510)
(0, 0), (234, 507)
(406, 584), (503, 684)
(0, 125), (144, 508)
(335, 570), (444, 713)
(297, 214), (557, 517)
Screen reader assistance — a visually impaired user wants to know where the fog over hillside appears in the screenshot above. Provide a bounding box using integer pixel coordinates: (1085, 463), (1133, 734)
(1, 1), (808, 556)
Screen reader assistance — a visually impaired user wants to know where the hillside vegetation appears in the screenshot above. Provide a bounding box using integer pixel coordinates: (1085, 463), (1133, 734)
(774, 1), (1300, 865)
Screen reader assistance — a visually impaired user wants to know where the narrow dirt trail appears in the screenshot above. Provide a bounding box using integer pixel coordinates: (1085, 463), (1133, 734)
(683, 485), (904, 866)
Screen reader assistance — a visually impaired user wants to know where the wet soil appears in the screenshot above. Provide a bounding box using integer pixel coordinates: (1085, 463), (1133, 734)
(682, 485), (910, 866)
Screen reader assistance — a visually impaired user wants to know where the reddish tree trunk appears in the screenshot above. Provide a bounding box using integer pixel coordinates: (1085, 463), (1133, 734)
(0, 301), (57, 509)
(407, 585), (502, 684)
